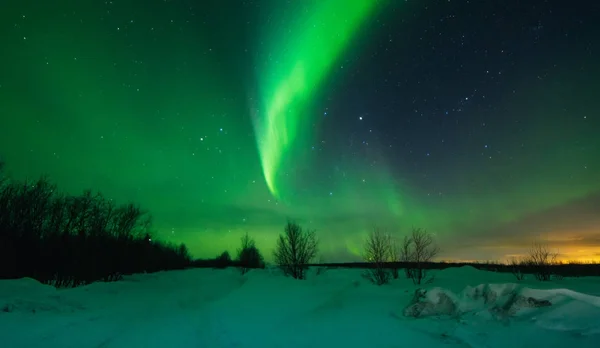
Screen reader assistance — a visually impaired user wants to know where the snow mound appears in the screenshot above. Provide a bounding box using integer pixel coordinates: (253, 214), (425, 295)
(403, 282), (600, 336)
(0, 277), (86, 313)
(0, 277), (56, 298)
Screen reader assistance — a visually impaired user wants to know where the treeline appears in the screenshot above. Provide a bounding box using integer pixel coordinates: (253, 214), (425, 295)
(0, 162), (191, 287)
(311, 260), (600, 278)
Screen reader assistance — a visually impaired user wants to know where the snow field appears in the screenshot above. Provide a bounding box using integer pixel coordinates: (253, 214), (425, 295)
(1, 266), (599, 348)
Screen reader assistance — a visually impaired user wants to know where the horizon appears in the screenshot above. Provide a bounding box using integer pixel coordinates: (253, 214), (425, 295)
(1, 0), (598, 263)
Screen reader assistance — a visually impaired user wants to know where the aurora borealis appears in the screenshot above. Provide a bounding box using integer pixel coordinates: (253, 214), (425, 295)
(252, 0), (378, 199)
(1, 0), (599, 262)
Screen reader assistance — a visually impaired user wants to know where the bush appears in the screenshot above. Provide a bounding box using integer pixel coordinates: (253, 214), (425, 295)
(525, 241), (558, 281)
(0, 166), (191, 287)
(236, 233), (264, 275)
(363, 228), (392, 285)
(273, 221), (318, 280)
(508, 257), (526, 281)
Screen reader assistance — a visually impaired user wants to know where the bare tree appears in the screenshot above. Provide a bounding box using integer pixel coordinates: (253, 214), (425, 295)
(525, 241), (557, 281)
(236, 232), (264, 275)
(508, 256), (526, 281)
(273, 221), (318, 280)
(363, 228), (392, 285)
(406, 228), (439, 285)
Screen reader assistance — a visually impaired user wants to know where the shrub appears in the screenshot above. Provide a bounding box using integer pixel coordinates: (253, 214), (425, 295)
(508, 257), (526, 281)
(363, 228), (392, 285)
(525, 241), (558, 281)
(273, 221), (318, 280)
(236, 233), (264, 275)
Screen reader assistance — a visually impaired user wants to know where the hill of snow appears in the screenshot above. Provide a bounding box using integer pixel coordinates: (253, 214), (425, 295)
(1, 266), (599, 347)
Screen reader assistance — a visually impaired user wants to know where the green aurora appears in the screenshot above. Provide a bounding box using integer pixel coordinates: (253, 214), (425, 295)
(252, 0), (379, 200)
(1, 0), (599, 262)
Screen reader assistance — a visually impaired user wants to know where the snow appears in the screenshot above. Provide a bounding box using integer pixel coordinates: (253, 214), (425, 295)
(1, 266), (599, 348)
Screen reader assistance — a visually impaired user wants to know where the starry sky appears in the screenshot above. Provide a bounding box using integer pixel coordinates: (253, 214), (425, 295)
(1, 0), (599, 262)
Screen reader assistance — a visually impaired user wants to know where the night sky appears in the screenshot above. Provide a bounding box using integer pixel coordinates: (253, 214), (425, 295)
(1, 0), (599, 262)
